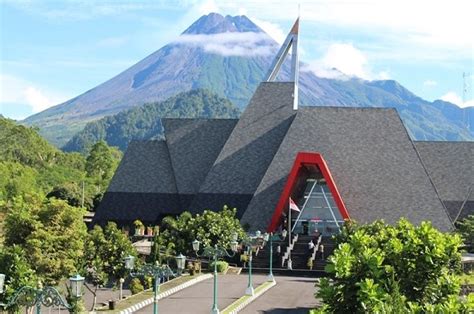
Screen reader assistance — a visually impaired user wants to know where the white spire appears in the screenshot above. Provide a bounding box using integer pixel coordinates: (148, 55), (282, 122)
(264, 18), (300, 110)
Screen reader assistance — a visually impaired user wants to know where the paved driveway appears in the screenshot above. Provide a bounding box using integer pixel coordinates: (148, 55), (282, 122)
(136, 274), (266, 314)
(240, 276), (320, 314)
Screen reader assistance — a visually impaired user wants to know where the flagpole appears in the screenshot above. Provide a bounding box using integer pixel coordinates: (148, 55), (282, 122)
(288, 198), (292, 270)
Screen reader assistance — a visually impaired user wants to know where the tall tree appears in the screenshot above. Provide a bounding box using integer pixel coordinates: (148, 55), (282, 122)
(3, 194), (87, 285)
(85, 141), (121, 192)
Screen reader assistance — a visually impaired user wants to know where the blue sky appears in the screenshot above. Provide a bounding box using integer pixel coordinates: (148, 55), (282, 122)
(1, 0), (473, 120)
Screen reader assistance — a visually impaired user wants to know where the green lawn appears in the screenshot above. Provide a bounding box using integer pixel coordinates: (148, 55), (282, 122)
(97, 274), (203, 313)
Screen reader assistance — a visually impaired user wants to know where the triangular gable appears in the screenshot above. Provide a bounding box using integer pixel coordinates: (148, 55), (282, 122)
(268, 152), (349, 231)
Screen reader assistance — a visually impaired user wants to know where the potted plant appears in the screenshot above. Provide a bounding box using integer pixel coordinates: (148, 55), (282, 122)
(146, 226), (153, 236)
(194, 260), (201, 274)
(133, 220), (144, 236)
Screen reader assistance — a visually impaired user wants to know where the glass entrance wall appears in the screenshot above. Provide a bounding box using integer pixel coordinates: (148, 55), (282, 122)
(292, 177), (344, 237)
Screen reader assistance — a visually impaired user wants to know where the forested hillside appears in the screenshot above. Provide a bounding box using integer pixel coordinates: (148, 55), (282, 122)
(63, 89), (240, 153)
(0, 117), (121, 212)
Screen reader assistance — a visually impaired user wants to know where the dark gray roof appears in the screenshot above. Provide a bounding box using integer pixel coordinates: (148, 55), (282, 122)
(242, 106), (453, 232)
(414, 141), (473, 201)
(196, 82), (296, 195)
(414, 141), (474, 221)
(94, 140), (181, 224)
(107, 140), (177, 194)
(190, 82), (296, 213)
(162, 118), (237, 206)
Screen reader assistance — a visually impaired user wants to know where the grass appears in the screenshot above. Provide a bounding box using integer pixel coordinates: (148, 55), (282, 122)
(96, 274), (204, 313)
(222, 281), (275, 314)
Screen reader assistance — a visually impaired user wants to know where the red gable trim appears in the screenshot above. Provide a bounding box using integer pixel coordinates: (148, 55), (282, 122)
(267, 152), (350, 232)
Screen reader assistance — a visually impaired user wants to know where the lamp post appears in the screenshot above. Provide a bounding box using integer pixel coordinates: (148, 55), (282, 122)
(124, 254), (185, 314)
(239, 231), (265, 296)
(263, 229), (287, 283)
(192, 235), (238, 314)
(0, 273), (84, 313)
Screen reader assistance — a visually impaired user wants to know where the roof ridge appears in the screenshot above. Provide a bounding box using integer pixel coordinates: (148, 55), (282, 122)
(406, 114), (455, 228)
(414, 140), (474, 144)
(162, 117), (239, 121)
(453, 184), (473, 222)
(299, 106), (397, 111)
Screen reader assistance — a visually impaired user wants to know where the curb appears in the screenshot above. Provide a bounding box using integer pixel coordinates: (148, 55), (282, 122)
(118, 274), (213, 314)
(223, 280), (276, 314)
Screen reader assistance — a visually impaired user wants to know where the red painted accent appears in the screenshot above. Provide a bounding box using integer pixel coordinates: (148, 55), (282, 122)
(267, 152), (350, 232)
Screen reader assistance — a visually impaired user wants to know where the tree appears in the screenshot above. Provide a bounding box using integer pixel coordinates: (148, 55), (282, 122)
(456, 215), (474, 253)
(85, 141), (121, 192)
(84, 223), (137, 284)
(0, 162), (38, 201)
(46, 182), (84, 208)
(4, 194), (87, 285)
(0, 245), (38, 311)
(315, 219), (467, 313)
(160, 206), (246, 256)
(83, 225), (109, 311)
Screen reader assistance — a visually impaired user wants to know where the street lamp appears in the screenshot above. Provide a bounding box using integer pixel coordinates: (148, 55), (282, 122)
(123, 254), (182, 314)
(192, 237), (238, 314)
(263, 230), (287, 283)
(69, 274), (85, 298)
(239, 231), (265, 296)
(0, 273), (84, 313)
(176, 254), (186, 275)
(0, 274), (4, 294)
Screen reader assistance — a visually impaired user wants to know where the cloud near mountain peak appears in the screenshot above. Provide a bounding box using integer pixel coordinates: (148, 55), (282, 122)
(174, 32), (277, 57)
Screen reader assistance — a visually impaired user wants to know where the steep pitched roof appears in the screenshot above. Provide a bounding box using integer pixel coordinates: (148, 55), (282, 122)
(93, 140), (181, 224)
(107, 140), (177, 194)
(190, 82), (296, 215)
(414, 141), (474, 220)
(242, 106), (453, 232)
(162, 118), (238, 208)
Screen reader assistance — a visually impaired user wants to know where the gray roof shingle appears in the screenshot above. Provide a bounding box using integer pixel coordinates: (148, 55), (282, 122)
(196, 82), (296, 195)
(94, 140), (181, 224)
(107, 140), (177, 193)
(415, 141), (474, 220)
(242, 107), (453, 232)
(162, 118), (237, 207)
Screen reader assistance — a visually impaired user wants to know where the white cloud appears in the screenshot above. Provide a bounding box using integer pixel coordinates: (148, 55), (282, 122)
(174, 32), (277, 57)
(303, 43), (372, 80)
(214, 0), (473, 59)
(302, 43), (392, 81)
(251, 17), (286, 44)
(0, 74), (70, 113)
(440, 91), (474, 108)
(423, 80), (438, 87)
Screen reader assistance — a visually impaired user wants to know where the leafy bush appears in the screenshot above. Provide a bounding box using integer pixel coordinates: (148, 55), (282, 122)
(130, 278), (144, 295)
(160, 206), (246, 256)
(209, 261), (229, 273)
(144, 276), (153, 289)
(315, 219), (468, 313)
(456, 215), (474, 253)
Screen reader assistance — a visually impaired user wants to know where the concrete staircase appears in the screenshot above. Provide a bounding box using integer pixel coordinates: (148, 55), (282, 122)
(243, 234), (336, 277)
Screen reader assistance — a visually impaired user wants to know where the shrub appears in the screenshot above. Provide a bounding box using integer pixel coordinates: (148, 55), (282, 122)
(129, 278), (144, 295)
(209, 261), (229, 273)
(144, 276), (153, 289)
(315, 219), (468, 312)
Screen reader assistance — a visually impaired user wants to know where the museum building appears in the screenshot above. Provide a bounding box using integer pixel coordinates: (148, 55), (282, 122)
(93, 19), (473, 234)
